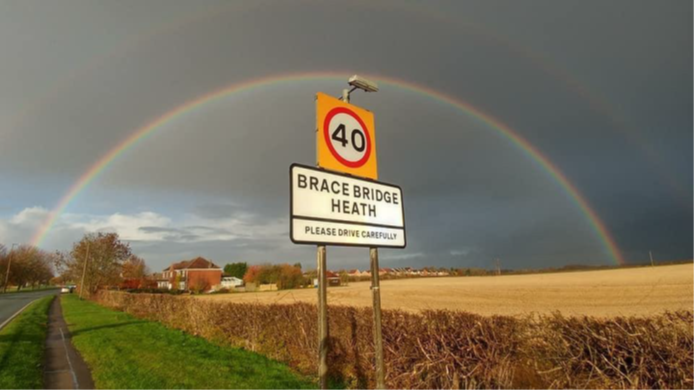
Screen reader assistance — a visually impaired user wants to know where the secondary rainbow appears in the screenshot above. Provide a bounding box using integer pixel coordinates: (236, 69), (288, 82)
(30, 71), (625, 264)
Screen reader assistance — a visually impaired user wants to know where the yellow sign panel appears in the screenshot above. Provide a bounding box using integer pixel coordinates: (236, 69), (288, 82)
(316, 92), (378, 180)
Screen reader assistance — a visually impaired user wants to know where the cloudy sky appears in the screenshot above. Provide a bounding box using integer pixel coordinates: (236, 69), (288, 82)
(0, 0), (691, 271)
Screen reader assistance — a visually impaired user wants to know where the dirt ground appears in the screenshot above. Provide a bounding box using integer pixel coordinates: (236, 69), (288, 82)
(197, 263), (693, 317)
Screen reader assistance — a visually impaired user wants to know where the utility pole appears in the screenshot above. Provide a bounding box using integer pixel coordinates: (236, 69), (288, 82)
(495, 258), (501, 276)
(649, 251), (654, 266)
(2, 243), (17, 293)
(342, 87), (386, 389)
(79, 242), (91, 300)
(312, 87), (351, 390)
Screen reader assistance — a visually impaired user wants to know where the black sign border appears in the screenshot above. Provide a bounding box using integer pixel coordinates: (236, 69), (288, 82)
(289, 163), (407, 249)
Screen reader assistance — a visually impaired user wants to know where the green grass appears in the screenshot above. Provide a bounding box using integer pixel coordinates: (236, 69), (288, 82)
(61, 295), (316, 389)
(0, 295), (54, 389)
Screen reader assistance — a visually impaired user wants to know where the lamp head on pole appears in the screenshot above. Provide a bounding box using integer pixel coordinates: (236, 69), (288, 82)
(348, 75), (379, 93)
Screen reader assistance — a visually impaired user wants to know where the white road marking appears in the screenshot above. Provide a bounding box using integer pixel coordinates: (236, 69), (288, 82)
(59, 326), (80, 389)
(0, 299), (36, 331)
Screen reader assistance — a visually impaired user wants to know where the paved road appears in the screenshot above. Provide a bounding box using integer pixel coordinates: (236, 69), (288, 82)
(0, 289), (60, 326)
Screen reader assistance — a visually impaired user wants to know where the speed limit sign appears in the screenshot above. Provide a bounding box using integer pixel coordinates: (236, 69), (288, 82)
(316, 92), (378, 179)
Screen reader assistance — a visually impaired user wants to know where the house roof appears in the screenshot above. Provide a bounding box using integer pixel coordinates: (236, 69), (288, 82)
(163, 256), (221, 271)
(326, 271), (340, 278)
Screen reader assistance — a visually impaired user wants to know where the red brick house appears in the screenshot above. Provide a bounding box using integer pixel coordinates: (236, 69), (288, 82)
(159, 257), (222, 292)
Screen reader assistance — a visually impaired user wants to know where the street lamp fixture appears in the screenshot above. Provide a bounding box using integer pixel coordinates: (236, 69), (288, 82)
(348, 75), (379, 93)
(342, 74), (379, 103)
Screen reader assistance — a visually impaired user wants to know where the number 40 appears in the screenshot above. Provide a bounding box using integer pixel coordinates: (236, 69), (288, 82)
(332, 124), (365, 152)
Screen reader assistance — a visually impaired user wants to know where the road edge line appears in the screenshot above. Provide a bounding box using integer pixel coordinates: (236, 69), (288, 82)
(0, 296), (46, 331)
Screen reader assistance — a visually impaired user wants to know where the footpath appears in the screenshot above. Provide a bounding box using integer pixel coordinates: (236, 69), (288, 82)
(43, 297), (95, 389)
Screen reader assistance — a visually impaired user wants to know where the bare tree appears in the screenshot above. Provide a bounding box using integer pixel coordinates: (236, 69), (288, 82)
(56, 232), (132, 297)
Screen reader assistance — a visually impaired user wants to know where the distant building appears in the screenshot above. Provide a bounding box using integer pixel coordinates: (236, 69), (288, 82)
(392, 268), (405, 276)
(326, 271), (341, 286)
(379, 268), (394, 276)
(404, 267), (420, 276)
(221, 276), (244, 288)
(348, 269), (366, 277)
(160, 257), (222, 291)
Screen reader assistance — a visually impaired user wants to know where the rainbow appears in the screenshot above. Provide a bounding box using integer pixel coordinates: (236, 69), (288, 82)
(30, 71), (625, 265)
(7, 1), (683, 208)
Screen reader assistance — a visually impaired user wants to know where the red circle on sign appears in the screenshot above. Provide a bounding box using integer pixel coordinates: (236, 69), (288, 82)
(323, 107), (372, 168)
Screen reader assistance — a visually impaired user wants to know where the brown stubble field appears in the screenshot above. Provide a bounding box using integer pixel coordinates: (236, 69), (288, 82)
(198, 263), (693, 316)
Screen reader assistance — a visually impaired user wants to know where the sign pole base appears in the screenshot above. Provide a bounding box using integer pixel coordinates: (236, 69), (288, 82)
(370, 247), (386, 389)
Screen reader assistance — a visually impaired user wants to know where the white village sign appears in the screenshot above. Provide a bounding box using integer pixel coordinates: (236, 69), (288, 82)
(290, 164), (406, 248)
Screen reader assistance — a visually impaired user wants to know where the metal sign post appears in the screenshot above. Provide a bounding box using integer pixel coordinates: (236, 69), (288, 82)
(370, 247), (386, 389)
(317, 245), (328, 389)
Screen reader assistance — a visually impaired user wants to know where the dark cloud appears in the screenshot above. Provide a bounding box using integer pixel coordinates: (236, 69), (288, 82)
(0, 0), (690, 270)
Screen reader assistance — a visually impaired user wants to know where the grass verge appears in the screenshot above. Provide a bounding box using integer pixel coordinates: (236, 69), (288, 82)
(61, 295), (316, 389)
(0, 295), (55, 389)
